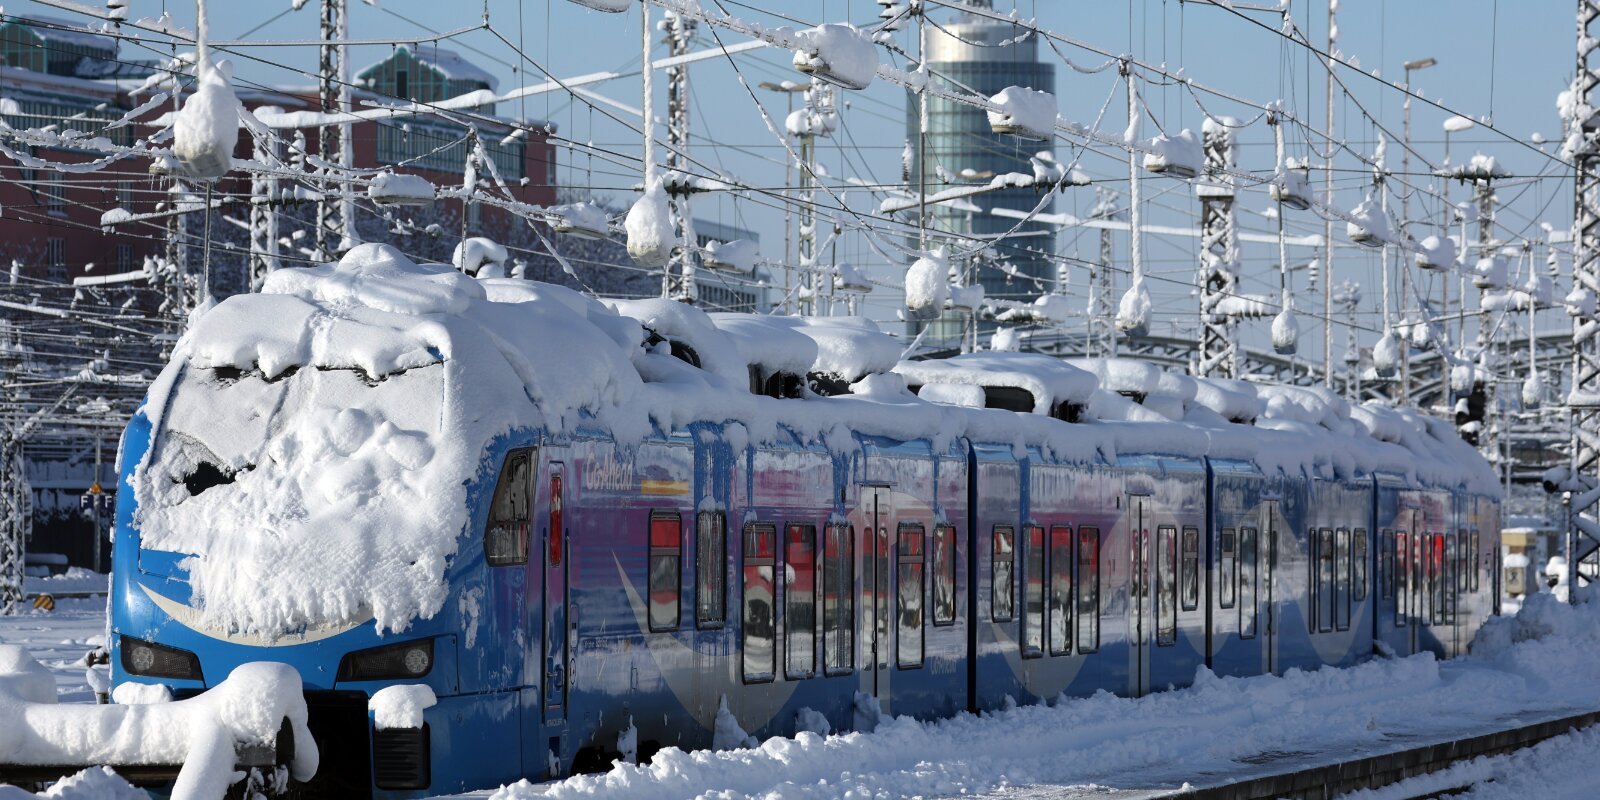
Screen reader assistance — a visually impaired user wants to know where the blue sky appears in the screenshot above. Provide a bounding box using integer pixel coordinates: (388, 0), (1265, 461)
(25, 0), (1578, 359)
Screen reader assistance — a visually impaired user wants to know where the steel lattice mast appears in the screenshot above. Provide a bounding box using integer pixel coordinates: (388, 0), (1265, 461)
(1196, 118), (1240, 378)
(315, 0), (352, 260)
(1567, 0), (1600, 591)
(664, 11), (698, 304)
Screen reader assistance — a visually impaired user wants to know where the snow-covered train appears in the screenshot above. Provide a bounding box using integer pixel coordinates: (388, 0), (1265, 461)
(108, 245), (1501, 798)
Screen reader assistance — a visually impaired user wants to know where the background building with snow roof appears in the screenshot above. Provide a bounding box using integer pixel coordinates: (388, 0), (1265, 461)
(905, 0), (1057, 341)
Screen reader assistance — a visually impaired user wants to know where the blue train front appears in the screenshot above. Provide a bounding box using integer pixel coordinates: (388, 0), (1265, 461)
(107, 244), (1504, 798)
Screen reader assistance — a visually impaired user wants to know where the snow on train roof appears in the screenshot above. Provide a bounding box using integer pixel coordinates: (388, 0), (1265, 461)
(132, 246), (1497, 640)
(893, 353), (1097, 414)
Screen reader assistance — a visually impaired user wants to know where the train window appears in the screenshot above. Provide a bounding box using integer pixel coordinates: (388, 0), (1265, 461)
(1077, 527), (1100, 653)
(742, 523), (777, 681)
(824, 524), (854, 674)
(1318, 528), (1335, 633)
(1049, 525), (1072, 656)
(1023, 525), (1045, 657)
(1219, 529), (1237, 610)
(1380, 529), (1394, 600)
(786, 524), (817, 676)
(1353, 528), (1368, 602)
(1157, 526), (1177, 646)
(1470, 528), (1480, 592)
(1445, 534), (1458, 624)
(649, 511), (682, 632)
(1239, 527), (1257, 639)
(697, 511), (726, 627)
(549, 474), (563, 566)
(1335, 528), (1351, 632)
(1395, 531), (1408, 627)
(1181, 526), (1200, 612)
(897, 524), (926, 668)
(932, 525), (957, 626)
(993, 526), (1015, 622)
(484, 449), (531, 566)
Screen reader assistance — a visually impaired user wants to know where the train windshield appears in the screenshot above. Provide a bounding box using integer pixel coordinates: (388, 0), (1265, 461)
(132, 359), (452, 639)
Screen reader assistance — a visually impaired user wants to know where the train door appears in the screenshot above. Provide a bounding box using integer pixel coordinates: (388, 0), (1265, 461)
(1129, 494), (1151, 697)
(541, 462), (569, 762)
(861, 486), (892, 702)
(1406, 512), (1422, 655)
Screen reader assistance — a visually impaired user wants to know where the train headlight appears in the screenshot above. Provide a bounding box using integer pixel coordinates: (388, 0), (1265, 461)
(337, 639), (434, 682)
(119, 636), (203, 681)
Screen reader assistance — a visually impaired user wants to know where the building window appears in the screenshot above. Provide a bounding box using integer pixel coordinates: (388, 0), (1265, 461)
(396, 68), (409, 99)
(44, 177), (65, 215)
(115, 244), (133, 272)
(648, 511), (682, 632)
(45, 237), (66, 283)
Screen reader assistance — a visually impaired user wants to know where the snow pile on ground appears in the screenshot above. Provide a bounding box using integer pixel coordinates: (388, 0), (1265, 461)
(986, 86), (1057, 141)
(0, 766), (148, 800)
(0, 649), (314, 800)
(172, 58), (239, 179)
(791, 24), (877, 90)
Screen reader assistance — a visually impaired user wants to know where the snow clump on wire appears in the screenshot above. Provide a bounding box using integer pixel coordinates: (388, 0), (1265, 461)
(903, 249), (949, 320)
(791, 23), (878, 90)
(1270, 306), (1298, 355)
(1115, 278), (1152, 336)
(625, 182), (675, 266)
(986, 86), (1058, 141)
(172, 58), (240, 179)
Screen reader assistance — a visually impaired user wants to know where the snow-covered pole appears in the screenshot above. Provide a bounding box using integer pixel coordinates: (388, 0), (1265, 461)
(641, 0), (668, 298)
(1113, 61), (1150, 339)
(1323, 0), (1337, 387)
(336, 0), (357, 253)
(0, 434), (25, 614)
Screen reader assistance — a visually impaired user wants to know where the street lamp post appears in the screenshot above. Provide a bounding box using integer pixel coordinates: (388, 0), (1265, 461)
(1400, 57), (1435, 407)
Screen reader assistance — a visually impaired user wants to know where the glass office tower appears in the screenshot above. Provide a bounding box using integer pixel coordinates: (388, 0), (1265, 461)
(906, 1), (1056, 342)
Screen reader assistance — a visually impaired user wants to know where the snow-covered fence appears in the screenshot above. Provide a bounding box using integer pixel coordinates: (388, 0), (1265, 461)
(0, 646), (316, 799)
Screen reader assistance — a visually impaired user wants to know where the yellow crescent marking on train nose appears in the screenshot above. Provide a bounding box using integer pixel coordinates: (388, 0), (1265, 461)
(138, 583), (371, 647)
